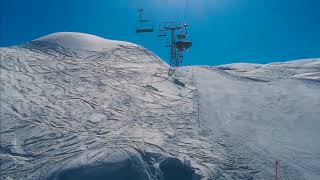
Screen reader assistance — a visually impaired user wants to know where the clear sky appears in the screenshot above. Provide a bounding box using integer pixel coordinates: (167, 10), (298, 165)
(1, 0), (320, 65)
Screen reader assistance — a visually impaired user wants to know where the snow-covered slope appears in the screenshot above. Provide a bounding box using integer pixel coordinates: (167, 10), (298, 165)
(0, 32), (210, 180)
(1, 32), (319, 180)
(182, 61), (320, 179)
(217, 59), (320, 81)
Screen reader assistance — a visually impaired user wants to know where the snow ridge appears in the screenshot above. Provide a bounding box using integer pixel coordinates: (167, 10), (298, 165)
(33, 32), (135, 51)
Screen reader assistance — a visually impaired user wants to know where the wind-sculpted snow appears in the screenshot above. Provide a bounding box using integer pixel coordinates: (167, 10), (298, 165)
(0, 33), (221, 180)
(217, 59), (320, 81)
(181, 59), (320, 179)
(1, 32), (320, 179)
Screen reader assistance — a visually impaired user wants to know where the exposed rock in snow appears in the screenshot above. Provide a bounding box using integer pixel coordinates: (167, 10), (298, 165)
(1, 32), (319, 180)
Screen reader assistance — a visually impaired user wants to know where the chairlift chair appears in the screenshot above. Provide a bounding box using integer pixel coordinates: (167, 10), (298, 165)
(157, 25), (167, 37)
(176, 40), (192, 51)
(175, 25), (192, 51)
(158, 31), (167, 37)
(176, 33), (192, 51)
(136, 9), (154, 33)
(158, 34), (167, 37)
(136, 28), (154, 33)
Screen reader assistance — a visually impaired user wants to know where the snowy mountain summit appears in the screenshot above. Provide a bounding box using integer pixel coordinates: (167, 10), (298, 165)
(1, 32), (320, 180)
(34, 32), (135, 51)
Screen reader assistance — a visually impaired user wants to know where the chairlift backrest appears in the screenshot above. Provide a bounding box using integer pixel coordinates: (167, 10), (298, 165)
(178, 34), (186, 39)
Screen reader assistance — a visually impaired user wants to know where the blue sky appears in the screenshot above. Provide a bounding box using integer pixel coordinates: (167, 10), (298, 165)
(1, 0), (319, 65)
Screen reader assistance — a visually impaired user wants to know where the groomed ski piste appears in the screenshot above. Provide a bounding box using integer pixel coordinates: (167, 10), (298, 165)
(1, 32), (319, 180)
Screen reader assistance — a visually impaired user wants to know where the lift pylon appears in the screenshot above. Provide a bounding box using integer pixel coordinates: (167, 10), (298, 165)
(136, 0), (192, 76)
(158, 22), (192, 76)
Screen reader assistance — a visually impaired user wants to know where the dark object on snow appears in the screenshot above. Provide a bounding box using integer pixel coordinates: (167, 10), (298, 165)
(173, 78), (185, 87)
(159, 157), (199, 180)
(145, 84), (159, 91)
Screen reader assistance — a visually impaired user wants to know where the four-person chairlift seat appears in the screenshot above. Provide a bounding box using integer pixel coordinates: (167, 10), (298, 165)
(158, 33), (167, 37)
(136, 22), (154, 33)
(136, 23), (154, 33)
(158, 28), (167, 37)
(136, 28), (154, 33)
(176, 40), (192, 51)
